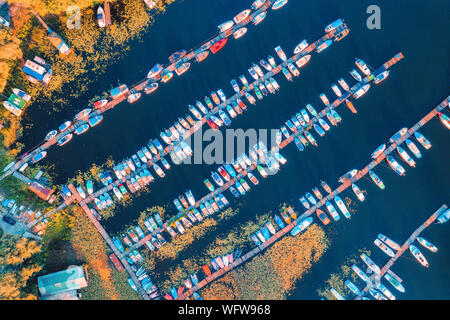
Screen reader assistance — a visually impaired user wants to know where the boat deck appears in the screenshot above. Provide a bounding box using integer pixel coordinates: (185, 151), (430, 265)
(175, 96), (449, 300)
(358, 204), (448, 299)
(43, 23), (350, 219)
(67, 184), (150, 300)
(1, 1), (283, 181)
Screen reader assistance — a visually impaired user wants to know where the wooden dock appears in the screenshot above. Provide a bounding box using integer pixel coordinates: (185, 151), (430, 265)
(358, 204), (448, 299)
(69, 24), (351, 212)
(67, 184), (150, 300)
(176, 96), (449, 300)
(121, 50), (404, 253)
(0, 1), (289, 181)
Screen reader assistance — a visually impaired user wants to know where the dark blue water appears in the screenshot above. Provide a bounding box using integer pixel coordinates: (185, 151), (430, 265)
(20, 0), (450, 299)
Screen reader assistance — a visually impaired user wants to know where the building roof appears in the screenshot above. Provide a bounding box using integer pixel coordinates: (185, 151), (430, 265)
(28, 180), (55, 201)
(38, 266), (88, 297)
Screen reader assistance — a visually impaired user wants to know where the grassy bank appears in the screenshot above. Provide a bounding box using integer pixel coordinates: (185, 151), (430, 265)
(201, 224), (330, 300)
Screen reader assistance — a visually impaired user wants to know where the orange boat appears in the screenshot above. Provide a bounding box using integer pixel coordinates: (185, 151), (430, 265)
(202, 264), (212, 276)
(335, 29), (349, 41)
(316, 209), (331, 225)
(210, 38), (228, 54)
(195, 51), (209, 63)
(345, 99), (357, 114)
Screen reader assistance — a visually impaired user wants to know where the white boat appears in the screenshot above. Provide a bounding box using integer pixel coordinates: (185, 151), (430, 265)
(409, 244), (429, 268)
(330, 288), (345, 300)
(272, 0), (288, 10)
(218, 20), (234, 32)
(275, 46), (287, 61)
(293, 40), (308, 54)
(384, 272), (406, 293)
(252, 11), (267, 26)
(331, 84), (342, 97)
(386, 155), (406, 176)
(295, 54), (311, 69)
(355, 58), (371, 76)
(351, 264), (369, 282)
(97, 6), (106, 28)
(379, 284), (396, 300)
(351, 183), (365, 202)
(360, 253), (381, 274)
(353, 84), (370, 99)
(251, 0), (266, 10)
(233, 27), (247, 39)
(416, 236), (438, 253)
(233, 9), (251, 24)
(374, 239), (395, 257)
(397, 146), (416, 167)
(405, 139), (422, 158)
(377, 234), (401, 251)
(334, 196), (351, 219)
(338, 78), (350, 91)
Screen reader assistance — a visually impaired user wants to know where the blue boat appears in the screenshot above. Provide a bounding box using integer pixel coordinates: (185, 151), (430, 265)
(210, 259), (219, 271)
(170, 287), (178, 299)
(88, 115), (103, 127)
(75, 123), (89, 135)
(190, 274), (198, 286)
(345, 280), (361, 296)
(230, 186), (240, 198)
(294, 137), (304, 151)
(250, 233), (261, 246)
(224, 163), (236, 177)
(153, 138), (164, 152)
(112, 237), (125, 253)
(314, 123), (325, 137)
(437, 208), (450, 224)
(316, 39), (332, 53)
(234, 248), (242, 259)
(274, 214), (285, 229)
(291, 217), (313, 236)
(305, 192), (317, 205)
(261, 226), (271, 240)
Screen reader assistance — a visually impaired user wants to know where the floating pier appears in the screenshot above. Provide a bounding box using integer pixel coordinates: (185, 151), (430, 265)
(26, 21), (350, 225)
(122, 51), (403, 254)
(176, 96), (449, 300)
(67, 184), (150, 300)
(358, 204), (448, 299)
(1, 0), (286, 181)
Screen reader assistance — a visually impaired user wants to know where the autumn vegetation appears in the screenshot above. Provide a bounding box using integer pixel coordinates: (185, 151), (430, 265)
(317, 248), (371, 300)
(0, 235), (44, 299)
(0, 1), (179, 300)
(201, 224), (330, 300)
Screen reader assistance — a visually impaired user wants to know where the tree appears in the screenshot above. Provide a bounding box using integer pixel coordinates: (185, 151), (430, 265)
(0, 235), (43, 300)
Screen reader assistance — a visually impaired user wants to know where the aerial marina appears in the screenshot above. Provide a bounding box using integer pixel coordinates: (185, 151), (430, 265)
(0, 0), (448, 305)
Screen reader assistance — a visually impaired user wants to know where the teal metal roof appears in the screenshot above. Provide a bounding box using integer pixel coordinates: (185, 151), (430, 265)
(38, 266), (87, 296)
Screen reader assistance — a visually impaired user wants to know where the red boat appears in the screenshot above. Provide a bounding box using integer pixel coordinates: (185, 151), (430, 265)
(196, 51), (209, 63)
(210, 38), (228, 54)
(237, 98), (247, 110)
(164, 293), (174, 300)
(177, 285), (185, 297)
(202, 264), (212, 276)
(206, 118), (219, 130)
(218, 167), (231, 181)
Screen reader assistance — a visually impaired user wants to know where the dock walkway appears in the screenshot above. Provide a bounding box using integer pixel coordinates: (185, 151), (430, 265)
(177, 96), (449, 299)
(123, 51), (404, 253)
(67, 184), (150, 300)
(74, 24), (349, 210)
(0, 0), (283, 181)
(359, 204), (448, 298)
